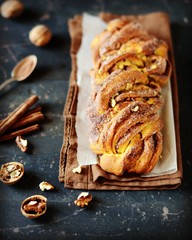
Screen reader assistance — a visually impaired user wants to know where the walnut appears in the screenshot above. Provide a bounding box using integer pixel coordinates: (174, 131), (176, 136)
(15, 136), (28, 152)
(29, 25), (52, 47)
(39, 181), (54, 191)
(72, 165), (82, 174)
(0, 162), (24, 185)
(131, 105), (139, 112)
(110, 98), (116, 108)
(74, 192), (92, 207)
(0, 0), (24, 19)
(21, 195), (47, 218)
(150, 64), (157, 70)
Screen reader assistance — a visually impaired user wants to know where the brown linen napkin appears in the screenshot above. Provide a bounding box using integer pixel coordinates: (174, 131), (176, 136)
(59, 12), (183, 190)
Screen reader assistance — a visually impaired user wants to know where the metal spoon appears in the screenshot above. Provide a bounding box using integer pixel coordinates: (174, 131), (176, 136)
(0, 55), (37, 91)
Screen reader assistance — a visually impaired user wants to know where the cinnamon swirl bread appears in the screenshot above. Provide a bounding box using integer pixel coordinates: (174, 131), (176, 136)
(88, 18), (172, 176)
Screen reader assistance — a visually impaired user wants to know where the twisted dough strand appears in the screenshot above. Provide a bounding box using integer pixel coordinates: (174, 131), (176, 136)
(88, 19), (172, 176)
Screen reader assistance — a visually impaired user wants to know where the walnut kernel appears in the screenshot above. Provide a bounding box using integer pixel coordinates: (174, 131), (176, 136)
(110, 98), (116, 108)
(0, 0), (24, 19)
(29, 25), (52, 47)
(74, 192), (92, 207)
(131, 105), (139, 112)
(39, 181), (54, 191)
(72, 165), (82, 174)
(15, 136), (28, 152)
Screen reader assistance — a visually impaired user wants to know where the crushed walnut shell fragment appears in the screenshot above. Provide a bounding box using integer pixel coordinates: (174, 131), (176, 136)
(74, 192), (93, 207)
(39, 181), (54, 191)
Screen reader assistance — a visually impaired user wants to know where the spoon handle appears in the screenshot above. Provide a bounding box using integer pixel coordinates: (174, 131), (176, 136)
(0, 78), (15, 91)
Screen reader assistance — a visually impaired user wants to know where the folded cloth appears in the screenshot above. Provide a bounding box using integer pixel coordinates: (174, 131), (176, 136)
(59, 12), (182, 190)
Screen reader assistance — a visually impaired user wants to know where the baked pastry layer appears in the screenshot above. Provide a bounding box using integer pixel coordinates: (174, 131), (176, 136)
(88, 18), (172, 176)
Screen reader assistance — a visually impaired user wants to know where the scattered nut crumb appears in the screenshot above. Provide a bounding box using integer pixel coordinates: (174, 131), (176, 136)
(150, 64), (157, 70)
(15, 136), (28, 152)
(126, 83), (132, 90)
(131, 105), (139, 112)
(74, 192), (92, 207)
(72, 165), (82, 174)
(39, 181), (54, 191)
(110, 98), (116, 108)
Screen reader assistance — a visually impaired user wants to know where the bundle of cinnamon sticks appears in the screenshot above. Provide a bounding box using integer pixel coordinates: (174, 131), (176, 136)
(0, 95), (44, 142)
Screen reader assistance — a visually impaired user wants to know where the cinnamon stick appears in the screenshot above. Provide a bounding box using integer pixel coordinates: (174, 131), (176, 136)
(11, 111), (44, 130)
(0, 95), (39, 136)
(0, 106), (42, 123)
(23, 106), (42, 117)
(0, 124), (40, 142)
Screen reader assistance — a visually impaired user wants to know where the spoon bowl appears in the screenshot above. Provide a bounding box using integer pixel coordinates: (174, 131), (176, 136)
(0, 55), (37, 91)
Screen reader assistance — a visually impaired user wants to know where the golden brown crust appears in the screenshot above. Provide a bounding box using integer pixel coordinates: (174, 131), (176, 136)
(92, 69), (163, 114)
(89, 100), (163, 154)
(99, 131), (163, 176)
(99, 21), (148, 56)
(88, 17), (172, 176)
(91, 18), (171, 87)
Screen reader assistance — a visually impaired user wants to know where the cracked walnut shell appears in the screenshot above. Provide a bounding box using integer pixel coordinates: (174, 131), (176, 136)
(21, 195), (47, 218)
(0, 162), (24, 185)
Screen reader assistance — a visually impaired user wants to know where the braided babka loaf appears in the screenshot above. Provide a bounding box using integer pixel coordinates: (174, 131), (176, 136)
(88, 18), (172, 176)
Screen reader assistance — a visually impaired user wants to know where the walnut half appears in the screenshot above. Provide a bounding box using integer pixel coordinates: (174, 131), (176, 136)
(21, 195), (47, 218)
(0, 162), (24, 185)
